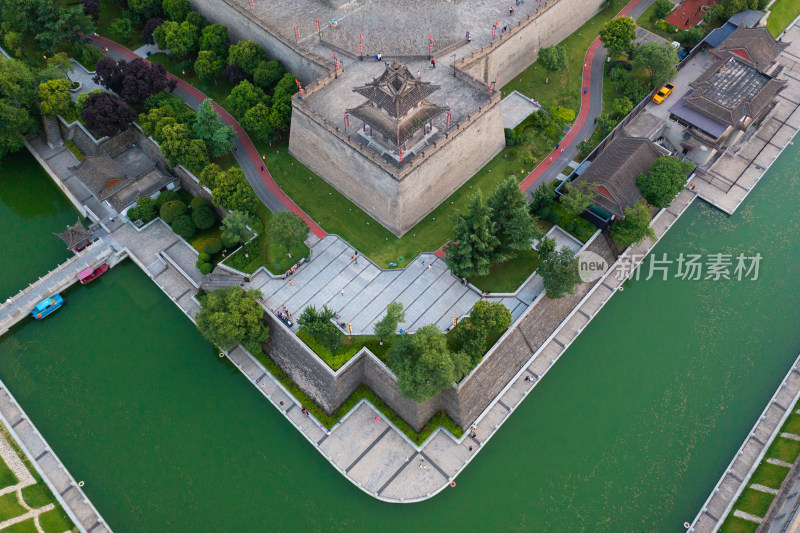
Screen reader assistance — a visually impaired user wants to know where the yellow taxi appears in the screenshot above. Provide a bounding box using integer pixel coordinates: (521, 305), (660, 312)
(652, 84), (675, 104)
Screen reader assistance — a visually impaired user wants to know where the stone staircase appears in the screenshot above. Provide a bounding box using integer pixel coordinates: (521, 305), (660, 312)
(146, 258), (168, 277)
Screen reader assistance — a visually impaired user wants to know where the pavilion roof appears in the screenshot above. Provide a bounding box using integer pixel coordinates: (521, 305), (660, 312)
(353, 62), (440, 119)
(348, 100), (446, 148)
(55, 220), (92, 249)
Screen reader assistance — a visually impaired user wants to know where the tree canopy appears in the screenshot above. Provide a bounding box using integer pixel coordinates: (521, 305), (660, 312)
(159, 122), (209, 173)
(374, 302), (405, 342)
(242, 102), (275, 143)
(37, 78), (72, 116)
(636, 156), (695, 207)
(193, 99), (234, 157)
(456, 300), (511, 363)
(226, 80), (266, 120)
(196, 287), (269, 351)
(93, 58), (170, 106)
(200, 24), (230, 57)
(269, 211), (309, 255)
(537, 237), (582, 299)
(162, 0), (191, 22)
(487, 177), (542, 263)
(652, 0), (674, 19)
(538, 45), (567, 83)
(610, 202), (655, 247)
(599, 16), (637, 58)
(633, 41), (679, 86)
(221, 210), (252, 246)
(389, 325), (470, 403)
(560, 180), (597, 216)
(153, 20), (199, 57)
(80, 92), (136, 138)
(445, 189), (500, 278)
(228, 40), (268, 75)
(298, 305), (342, 354)
(194, 50), (224, 80)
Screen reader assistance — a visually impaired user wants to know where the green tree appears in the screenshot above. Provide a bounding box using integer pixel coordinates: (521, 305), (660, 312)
(227, 40), (268, 75)
(193, 99), (234, 157)
(200, 24), (229, 56)
(652, 0), (674, 19)
(221, 210), (253, 255)
(487, 177), (542, 262)
(297, 305), (342, 354)
(268, 211), (308, 256)
(560, 180), (597, 216)
(195, 287), (269, 351)
(610, 202), (655, 247)
(159, 122), (208, 173)
(153, 20), (198, 57)
(110, 16), (133, 38)
(128, 0), (162, 19)
(599, 16), (637, 58)
(272, 73), (298, 103)
(162, 0), (191, 21)
(456, 300), (511, 363)
(242, 102), (276, 143)
(194, 50), (224, 80)
(538, 44), (567, 83)
(37, 78), (72, 116)
(444, 190), (500, 278)
(529, 181), (556, 214)
(268, 101), (292, 132)
(537, 237), (582, 299)
(191, 205), (216, 229)
(226, 80), (266, 119)
(253, 60), (285, 91)
(159, 199), (187, 223)
(612, 96), (633, 118)
(127, 196), (158, 222)
(549, 105), (576, 125)
(596, 112), (617, 134)
(171, 214), (196, 239)
(45, 52), (74, 79)
(35, 4), (94, 53)
(389, 325), (470, 403)
(198, 162), (223, 189)
(633, 41), (679, 86)
(211, 168), (258, 214)
(636, 156), (695, 207)
(1, 58), (38, 109)
(0, 100), (36, 159)
(374, 302), (405, 342)
(678, 26), (706, 50)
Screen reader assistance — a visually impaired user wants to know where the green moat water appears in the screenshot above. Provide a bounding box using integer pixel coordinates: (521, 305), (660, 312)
(0, 146), (798, 532)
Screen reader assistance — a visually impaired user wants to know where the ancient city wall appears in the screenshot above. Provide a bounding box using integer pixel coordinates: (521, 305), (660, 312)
(289, 92), (504, 236)
(187, 0), (330, 84)
(457, 0), (605, 84)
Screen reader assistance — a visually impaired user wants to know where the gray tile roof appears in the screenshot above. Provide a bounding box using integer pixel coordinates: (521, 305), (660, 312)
(55, 220), (92, 249)
(349, 100), (446, 147)
(352, 61), (440, 119)
(572, 135), (669, 218)
(684, 56), (785, 128)
(70, 153), (133, 202)
(713, 26), (787, 72)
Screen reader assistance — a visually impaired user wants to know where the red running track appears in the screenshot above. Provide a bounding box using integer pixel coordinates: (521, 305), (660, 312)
(89, 35), (327, 239)
(518, 0), (646, 192)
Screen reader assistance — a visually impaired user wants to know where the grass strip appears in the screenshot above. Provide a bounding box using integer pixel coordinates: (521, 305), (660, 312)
(767, 0), (800, 37)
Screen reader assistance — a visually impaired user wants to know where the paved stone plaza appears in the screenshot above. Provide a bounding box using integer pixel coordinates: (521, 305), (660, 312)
(240, 0), (553, 56)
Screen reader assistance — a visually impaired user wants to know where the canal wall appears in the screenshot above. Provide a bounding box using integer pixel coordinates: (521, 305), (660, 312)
(0, 378), (112, 533)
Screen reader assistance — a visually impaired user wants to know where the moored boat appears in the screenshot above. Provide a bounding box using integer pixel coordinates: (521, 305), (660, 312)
(78, 264), (109, 284)
(31, 295), (63, 320)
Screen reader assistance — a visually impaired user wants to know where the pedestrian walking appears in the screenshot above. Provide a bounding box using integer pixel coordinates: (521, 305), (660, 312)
(428, 264), (432, 271)
(260, 165), (265, 172)
(289, 280), (293, 286)
(583, 87), (588, 94)
(431, 58), (436, 68)
(555, 142), (560, 150)
(510, 7), (514, 14)
(341, 288), (345, 296)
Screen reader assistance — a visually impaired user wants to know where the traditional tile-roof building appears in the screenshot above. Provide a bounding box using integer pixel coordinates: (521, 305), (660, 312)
(55, 220), (93, 250)
(571, 135), (669, 219)
(348, 62), (447, 152)
(667, 25), (787, 163)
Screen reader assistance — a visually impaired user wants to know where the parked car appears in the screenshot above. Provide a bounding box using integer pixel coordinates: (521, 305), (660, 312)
(652, 84), (675, 104)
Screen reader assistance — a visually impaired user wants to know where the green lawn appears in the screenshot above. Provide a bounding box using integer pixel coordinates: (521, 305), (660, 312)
(37, 508), (75, 533)
(783, 413), (800, 435)
(0, 492), (27, 522)
(735, 487), (774, 517)
(20, 484), (52, 509)
(2, 519), (37, 533)
(468, 249), (541, 293)
(766, 436), (800, 464)
(767, 0), (800, 37)
(749, 461), (791, 490)
(636, 1), (684, 42)
(64, 140), (84, 162)
(97, 0), (145, 50)
(502, 3), (622, 112)
(262, 137), (543, 266)
(0, 455), (17, 488)
(223, 204), (310, 275)
(718, 515), (759, 533)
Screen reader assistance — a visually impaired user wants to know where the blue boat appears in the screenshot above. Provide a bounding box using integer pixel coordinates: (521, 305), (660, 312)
(31, 295), (63, 320)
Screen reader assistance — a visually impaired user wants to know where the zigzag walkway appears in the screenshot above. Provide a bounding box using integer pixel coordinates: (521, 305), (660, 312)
(0, 241), (113, 337)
